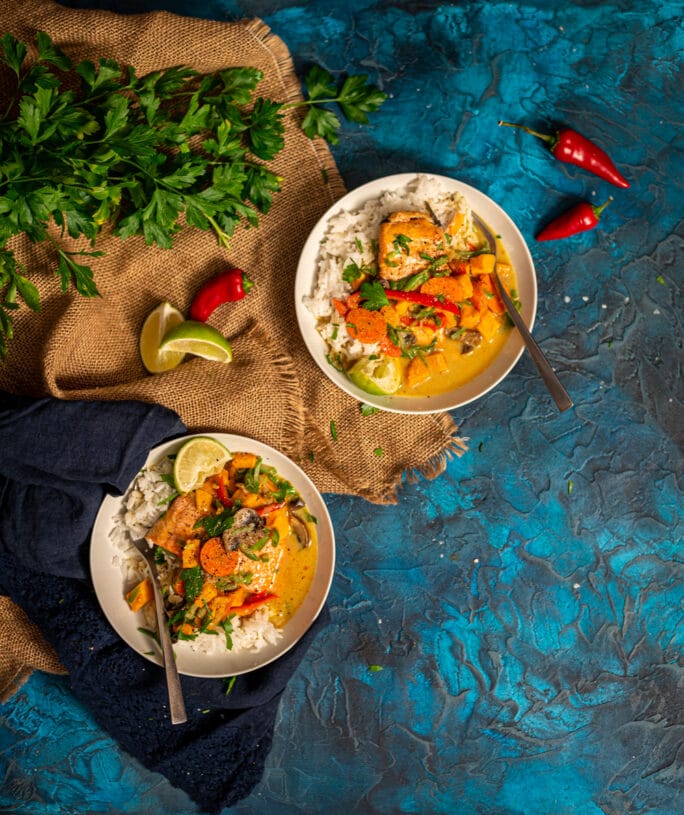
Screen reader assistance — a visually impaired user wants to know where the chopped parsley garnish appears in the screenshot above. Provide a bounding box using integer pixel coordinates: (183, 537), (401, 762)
(359, 279), (389, 311)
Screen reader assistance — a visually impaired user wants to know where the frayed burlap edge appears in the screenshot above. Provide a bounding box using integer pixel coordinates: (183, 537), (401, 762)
(0, 597), (67, 703)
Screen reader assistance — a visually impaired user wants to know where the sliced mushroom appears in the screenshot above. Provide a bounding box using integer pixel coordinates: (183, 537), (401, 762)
(460, 329), (483, 355)
(289, 508), (311, 549)
(221, 508), (264, 552)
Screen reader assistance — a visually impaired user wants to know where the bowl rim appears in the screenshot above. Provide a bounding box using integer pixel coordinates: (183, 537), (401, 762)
(294, 172), (538, 414)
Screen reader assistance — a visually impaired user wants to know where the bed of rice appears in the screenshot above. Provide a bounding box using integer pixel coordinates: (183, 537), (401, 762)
(109, 458), (282, 656)
(303, 174), (476, 363)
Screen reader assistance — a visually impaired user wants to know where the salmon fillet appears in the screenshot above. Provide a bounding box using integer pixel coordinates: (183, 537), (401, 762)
(378, 211), (446, 281)
(146, 493), (203, 557)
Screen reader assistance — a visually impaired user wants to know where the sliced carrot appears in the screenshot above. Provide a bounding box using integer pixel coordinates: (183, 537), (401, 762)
(379, 335), (402, 357)
(346, 291), (362, 310)
(332, 298), (348, 317)
(345, 307), (387, 344)
(200, 537), (239, 577)
(420, 275), (473, 303)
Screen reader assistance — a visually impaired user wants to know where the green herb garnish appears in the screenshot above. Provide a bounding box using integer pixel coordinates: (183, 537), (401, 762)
(180, 565), (203, 604)
(358, 279), (389, 311)
(293, 65), (386, 145)
(0, 34), (385, 361)
(360, 403), (379, 417)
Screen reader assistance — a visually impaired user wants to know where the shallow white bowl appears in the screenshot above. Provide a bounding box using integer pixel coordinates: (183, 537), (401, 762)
(294, 173), (537, 414)
(90, 433), (335, 678)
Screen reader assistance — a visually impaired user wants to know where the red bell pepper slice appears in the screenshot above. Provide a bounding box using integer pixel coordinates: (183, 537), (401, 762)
(255, 501), (286, 517)
(232, 591), (276, 614)
(386, 289), (461, 316)
(217, 469), (233, 507)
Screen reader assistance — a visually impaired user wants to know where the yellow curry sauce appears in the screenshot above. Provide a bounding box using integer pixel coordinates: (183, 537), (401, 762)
(394, 232), (516, 397)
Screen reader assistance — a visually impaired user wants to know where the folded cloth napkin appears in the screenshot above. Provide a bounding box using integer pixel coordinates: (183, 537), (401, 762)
(0, 393), (330, 813)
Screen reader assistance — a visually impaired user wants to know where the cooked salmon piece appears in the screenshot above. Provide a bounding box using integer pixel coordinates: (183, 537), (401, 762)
(378, 211), (446, 281)
(221, 507), (283, 593)
(146, 493), (203, 557)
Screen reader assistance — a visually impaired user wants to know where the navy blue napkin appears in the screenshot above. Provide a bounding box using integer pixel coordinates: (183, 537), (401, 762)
(0, 393), (330, 813)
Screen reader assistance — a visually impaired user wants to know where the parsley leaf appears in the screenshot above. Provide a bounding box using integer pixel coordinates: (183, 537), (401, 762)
(289, 65), (386, 146)
(0, 33), (385, 361)
(359, 279), (389, 311)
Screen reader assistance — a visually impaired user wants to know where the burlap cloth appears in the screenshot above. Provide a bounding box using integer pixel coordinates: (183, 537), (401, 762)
(0, 0), (465, 699)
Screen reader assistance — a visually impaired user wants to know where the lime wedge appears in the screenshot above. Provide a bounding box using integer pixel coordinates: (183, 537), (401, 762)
(160, 320), (233, 363)
(173, 436), (232, 493)
(348, 356), (401, 395)
(139, 302), (186, 373)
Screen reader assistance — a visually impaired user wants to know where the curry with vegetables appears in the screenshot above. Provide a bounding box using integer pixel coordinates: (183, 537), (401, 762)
(125, 452), (318, 644)
(331, 208), (519, 396)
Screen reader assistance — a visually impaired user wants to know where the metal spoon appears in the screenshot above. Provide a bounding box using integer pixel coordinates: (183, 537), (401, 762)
(425, 201), (572, 411)
(471, 212), (573, 412)
(132, 536), (187, 724)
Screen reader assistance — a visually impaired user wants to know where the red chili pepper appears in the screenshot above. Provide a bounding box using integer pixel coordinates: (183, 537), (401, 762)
(536, 197), (613, 241)
(386, 289), (461, 316)
(188, 268), (254, 322)
(498, 121), (630, 188)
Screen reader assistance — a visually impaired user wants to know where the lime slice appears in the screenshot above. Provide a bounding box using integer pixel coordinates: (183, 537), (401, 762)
(173, 436), (232, 493)
(160, 320), (233, 363)
(139, 302), (186, 373)
(348, 356), (402, 395)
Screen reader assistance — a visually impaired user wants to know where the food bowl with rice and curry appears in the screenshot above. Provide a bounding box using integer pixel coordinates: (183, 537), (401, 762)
(295, 173), (537, 413)
(90, 434), (335, 678)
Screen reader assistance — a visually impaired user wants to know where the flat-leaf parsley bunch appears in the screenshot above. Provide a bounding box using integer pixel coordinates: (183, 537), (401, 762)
(0, 32), (385, 359)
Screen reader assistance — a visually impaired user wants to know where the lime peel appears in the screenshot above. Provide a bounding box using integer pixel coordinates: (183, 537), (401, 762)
(173, 436), (232, 493)
(161, 320), (233, 363)
(348, 356), (401, 395)
(139, 301), (186, 373)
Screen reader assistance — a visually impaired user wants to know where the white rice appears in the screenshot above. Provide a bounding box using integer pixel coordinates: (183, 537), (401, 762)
(109, 458), (282, 654)
(303, 174), (476, 363)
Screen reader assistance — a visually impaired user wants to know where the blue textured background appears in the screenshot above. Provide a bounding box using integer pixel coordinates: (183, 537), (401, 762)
(1, 1), (682, 813)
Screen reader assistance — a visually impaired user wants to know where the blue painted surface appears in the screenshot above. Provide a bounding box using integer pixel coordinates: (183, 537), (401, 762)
(1, 1), (682, 813)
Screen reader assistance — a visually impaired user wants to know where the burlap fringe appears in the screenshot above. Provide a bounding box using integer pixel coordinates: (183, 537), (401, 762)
(0, 597), (67, 702)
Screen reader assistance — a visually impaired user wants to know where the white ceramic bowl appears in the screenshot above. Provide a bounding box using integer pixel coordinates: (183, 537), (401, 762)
(90, 433), (335, 678)
(295, 173), (537, 414)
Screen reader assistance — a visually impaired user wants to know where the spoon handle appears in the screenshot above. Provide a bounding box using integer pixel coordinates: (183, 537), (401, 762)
(493, 273), (573, 412)
(142, 549), (188, 724)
